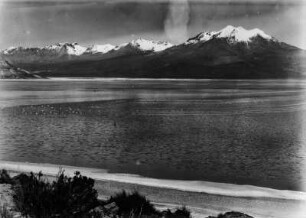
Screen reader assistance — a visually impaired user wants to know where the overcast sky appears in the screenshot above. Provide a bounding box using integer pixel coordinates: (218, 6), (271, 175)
(0, 0), (305, 49)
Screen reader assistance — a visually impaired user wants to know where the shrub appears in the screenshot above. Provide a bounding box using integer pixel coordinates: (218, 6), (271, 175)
(51, 171), (99, 216)
(0, 204), (14, 218)
(7, 169), (192, 218)
(12, 170), (99, 218)
(0, 169), (14, 185)
(163, 206), (191, 218)
(215, 211), (253, 218)
(107, 191), (159, 217)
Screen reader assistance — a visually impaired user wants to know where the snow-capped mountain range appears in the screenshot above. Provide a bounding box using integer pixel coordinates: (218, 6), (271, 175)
(2, 38), (173, 62)
(1, 25), (305, 79)
(1, 26), (274, 64)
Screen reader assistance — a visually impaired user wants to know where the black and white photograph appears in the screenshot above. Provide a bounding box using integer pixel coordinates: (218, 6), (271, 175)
(0, 0), (306, 217)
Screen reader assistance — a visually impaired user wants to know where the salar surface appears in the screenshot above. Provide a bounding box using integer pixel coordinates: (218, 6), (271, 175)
(0, 79), (306, 191)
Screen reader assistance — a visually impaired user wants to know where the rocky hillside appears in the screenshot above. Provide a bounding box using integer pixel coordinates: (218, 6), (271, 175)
(0, 58), (41, 79)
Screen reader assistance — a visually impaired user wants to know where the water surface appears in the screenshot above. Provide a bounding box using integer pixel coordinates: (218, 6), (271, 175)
(0, 79), (306, 191)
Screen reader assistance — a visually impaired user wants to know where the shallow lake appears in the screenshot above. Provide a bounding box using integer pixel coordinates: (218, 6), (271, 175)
(0, 79), (306, 191)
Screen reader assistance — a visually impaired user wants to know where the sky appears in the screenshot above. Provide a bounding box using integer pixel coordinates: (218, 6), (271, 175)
(0, 0), (305, 49)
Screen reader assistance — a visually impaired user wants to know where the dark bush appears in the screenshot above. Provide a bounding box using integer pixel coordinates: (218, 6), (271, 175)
(215, 211), (253, 218)
(51, 171), (99, 216)
(12, 170), (99, 218)
(206, 211), (254, 218)
(0, 204), (15, 218)
(8, 169), (193, 218)
(0, 169), (14, 184)
(163, 206), (191, 218)
(107, 191), (159, 217)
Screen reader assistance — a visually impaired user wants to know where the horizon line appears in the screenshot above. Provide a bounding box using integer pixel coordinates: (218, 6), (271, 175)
(0, 0), (305, 5)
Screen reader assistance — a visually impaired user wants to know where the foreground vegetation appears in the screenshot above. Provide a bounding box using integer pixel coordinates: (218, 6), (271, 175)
(0, 169), (253, 218)
(0, 169), (190, 218)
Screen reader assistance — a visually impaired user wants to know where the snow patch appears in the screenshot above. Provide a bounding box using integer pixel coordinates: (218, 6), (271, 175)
(129, 38), (173, 52)
(218, 25), (272, 42)
(86, 44), (116, 54)
(64, 43), (87, 56)
(2, 47), (18, 55)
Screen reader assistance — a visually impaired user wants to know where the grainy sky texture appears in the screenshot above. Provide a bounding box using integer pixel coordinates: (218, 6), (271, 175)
(0, 0), (305, 49)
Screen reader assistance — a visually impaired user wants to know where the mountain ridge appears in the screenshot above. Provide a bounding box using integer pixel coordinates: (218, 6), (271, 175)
(1, 25), (305, 79)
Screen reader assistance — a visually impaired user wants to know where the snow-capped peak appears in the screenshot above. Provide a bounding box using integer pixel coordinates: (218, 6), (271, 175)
(86, 44), (116, 54)
(218, 25), (272, 42)
(59, 43), (87, 56)
(187, 25), (273, 44)
(129, 38), (173, 52)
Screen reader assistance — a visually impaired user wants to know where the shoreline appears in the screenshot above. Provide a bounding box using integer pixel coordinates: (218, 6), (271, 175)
(1, 77), (306, 82)
(1, 161), (306, 218)
(1, 160), (305, 200)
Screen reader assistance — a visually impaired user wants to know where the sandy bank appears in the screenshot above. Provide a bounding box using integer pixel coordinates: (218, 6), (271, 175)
(1, 161), (306, 218)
